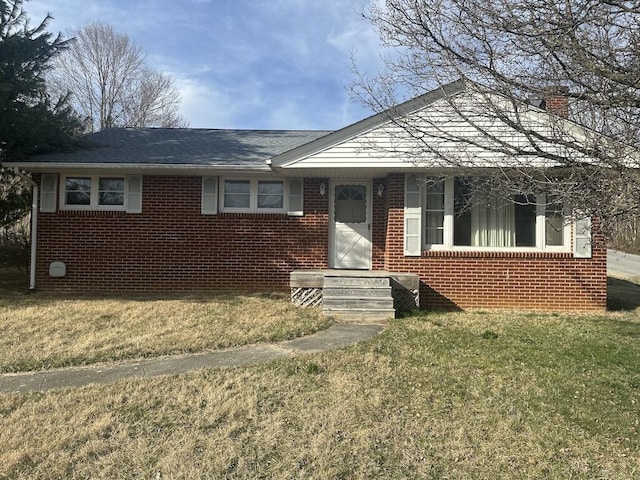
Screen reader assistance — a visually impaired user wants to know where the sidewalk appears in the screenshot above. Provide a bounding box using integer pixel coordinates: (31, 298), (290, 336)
(0, 323), (383, 394)
(608, 249), (640, 277)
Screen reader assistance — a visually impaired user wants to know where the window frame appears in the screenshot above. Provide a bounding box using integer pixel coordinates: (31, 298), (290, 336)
(413, 175), (572, 253)
(219, 177), (299, 214)
(59, 174), (130, 211)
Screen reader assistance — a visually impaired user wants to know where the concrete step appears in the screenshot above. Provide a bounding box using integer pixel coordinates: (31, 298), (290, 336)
(322, 297), (394, 309)
(322, 308), (396, 323)
(323, 276), (390, 288)
(319, 274), (397, 323)
(322, 286), (392, 298)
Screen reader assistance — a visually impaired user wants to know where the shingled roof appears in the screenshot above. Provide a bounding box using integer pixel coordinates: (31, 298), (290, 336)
(18, 128), (332, 169)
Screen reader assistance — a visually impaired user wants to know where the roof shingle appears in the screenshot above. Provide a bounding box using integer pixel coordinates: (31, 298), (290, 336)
(23, 128), (332, 167)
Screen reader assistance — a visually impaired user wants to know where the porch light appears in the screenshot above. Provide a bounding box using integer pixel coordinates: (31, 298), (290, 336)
(319, 183), (326, 196)
(377, 184), (384, 197)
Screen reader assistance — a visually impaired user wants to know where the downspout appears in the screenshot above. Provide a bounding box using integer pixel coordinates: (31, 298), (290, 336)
(12, 168), (38, 291)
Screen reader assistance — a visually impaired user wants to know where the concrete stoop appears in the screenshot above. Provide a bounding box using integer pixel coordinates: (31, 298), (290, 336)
(322, 275), (396, 323)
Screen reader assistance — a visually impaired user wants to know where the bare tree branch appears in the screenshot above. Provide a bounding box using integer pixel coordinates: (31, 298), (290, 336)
(48, 21), (188, 132)
(354, 0), (640, 242)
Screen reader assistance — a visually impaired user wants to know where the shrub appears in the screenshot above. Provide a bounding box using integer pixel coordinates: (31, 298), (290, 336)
(0, 223), (30, 273)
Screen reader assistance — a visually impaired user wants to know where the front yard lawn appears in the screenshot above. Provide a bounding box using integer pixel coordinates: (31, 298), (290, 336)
(0, 269), (331, 373)
(1, 307), (639, 479)
(1, 270), (639, 478)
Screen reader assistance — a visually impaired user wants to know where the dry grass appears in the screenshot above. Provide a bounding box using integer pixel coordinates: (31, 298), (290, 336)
(1, 307), (639, 479)
(1, 272), (638, 478)
(0, 269), (331, 373)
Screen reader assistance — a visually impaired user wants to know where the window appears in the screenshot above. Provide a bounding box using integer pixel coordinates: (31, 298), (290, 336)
(60, 175), (142, 212)
(257, 180), (284, 209)
(65, 177), (91, 206)
(425, 179), (445, 245)
(514, 196), (537, 247)
(224, 180), (251, 209)
(98, 177), (125, 206)
(335, 185), (366, 223)
(404, 175), (571, 254)
(453, 179), (536, 248)
(219, 178), (301, 214)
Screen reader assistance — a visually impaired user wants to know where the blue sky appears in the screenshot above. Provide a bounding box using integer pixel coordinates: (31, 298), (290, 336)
(25, 0), (387, 130)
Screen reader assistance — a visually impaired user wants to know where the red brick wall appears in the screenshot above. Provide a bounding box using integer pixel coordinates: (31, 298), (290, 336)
(36, 173), (607, 311)
(544, 86), (570, 118)
(383, 174), (607, 311)
(36, 176), (329, 292)
(372, 177), (388, 269)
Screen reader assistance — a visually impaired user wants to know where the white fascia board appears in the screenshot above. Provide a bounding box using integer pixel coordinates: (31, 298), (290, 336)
(3, 162), (272, 175)
(271, 165), (465, 179)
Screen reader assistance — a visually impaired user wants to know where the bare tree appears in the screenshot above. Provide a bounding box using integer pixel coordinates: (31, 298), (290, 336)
(49, 21), (187, 132)
(355, 0), (640, 243)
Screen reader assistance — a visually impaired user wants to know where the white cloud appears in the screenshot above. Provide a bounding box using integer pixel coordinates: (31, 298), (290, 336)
(25, 0), (385, 130)
(267, 101), (318, 131)
(175, 77), (240, 129)
(26, 0), (128, 34)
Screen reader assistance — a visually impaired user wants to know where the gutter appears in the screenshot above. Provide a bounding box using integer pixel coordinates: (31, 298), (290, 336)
(12, 168), (38, 291)
(3, 162), (274, 172)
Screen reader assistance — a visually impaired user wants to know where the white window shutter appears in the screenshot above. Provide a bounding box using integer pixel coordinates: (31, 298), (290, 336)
(40, 174), (57, 212)
(573, 214), (592, 258)
(126, 175), (143, 213)
(287, 178), (303, 216)
(201, 176), (218, 214)
(404, 174), (422, 256)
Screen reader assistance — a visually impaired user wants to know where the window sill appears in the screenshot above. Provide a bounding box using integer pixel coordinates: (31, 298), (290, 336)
(420, 250), (573, 258)
(218, 211), (293, 219)
(219, 209), (286, 215)
(57, 209), (127, 217)
(60, 205), (126, 212)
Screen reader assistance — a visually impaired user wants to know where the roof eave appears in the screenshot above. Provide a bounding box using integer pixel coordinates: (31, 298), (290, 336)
(5, 162), (272, 173)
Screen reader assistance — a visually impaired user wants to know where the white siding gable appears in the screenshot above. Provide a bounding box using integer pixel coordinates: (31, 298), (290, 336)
(279, 91), (588, 171)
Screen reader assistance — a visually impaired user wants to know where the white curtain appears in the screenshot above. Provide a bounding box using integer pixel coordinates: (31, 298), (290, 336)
(471, 197), (515, 247)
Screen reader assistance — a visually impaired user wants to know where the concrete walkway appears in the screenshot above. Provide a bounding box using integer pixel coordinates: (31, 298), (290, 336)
(0, 324), (383, 394)
(608, 249), (640, 278)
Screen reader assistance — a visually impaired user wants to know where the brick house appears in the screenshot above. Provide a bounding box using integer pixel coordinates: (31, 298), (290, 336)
(7, 82), (606, 315)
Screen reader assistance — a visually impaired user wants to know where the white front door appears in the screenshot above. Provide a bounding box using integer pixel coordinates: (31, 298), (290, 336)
(331, 181), (372, 269)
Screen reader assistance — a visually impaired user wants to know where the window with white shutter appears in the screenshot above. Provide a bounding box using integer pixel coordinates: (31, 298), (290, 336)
(201, 177), (218, 214)
(40, 174), (57, 212)
(59, 174), (142, 212)
(404, 174), (574, 253)
(573, 214), (592, 258)
(404, 175), (422, 256)
(287, 178), (304, 216)
(126, 176), (143, 213)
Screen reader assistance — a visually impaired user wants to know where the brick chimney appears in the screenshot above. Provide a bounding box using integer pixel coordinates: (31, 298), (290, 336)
(543, 86), (570, 118)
